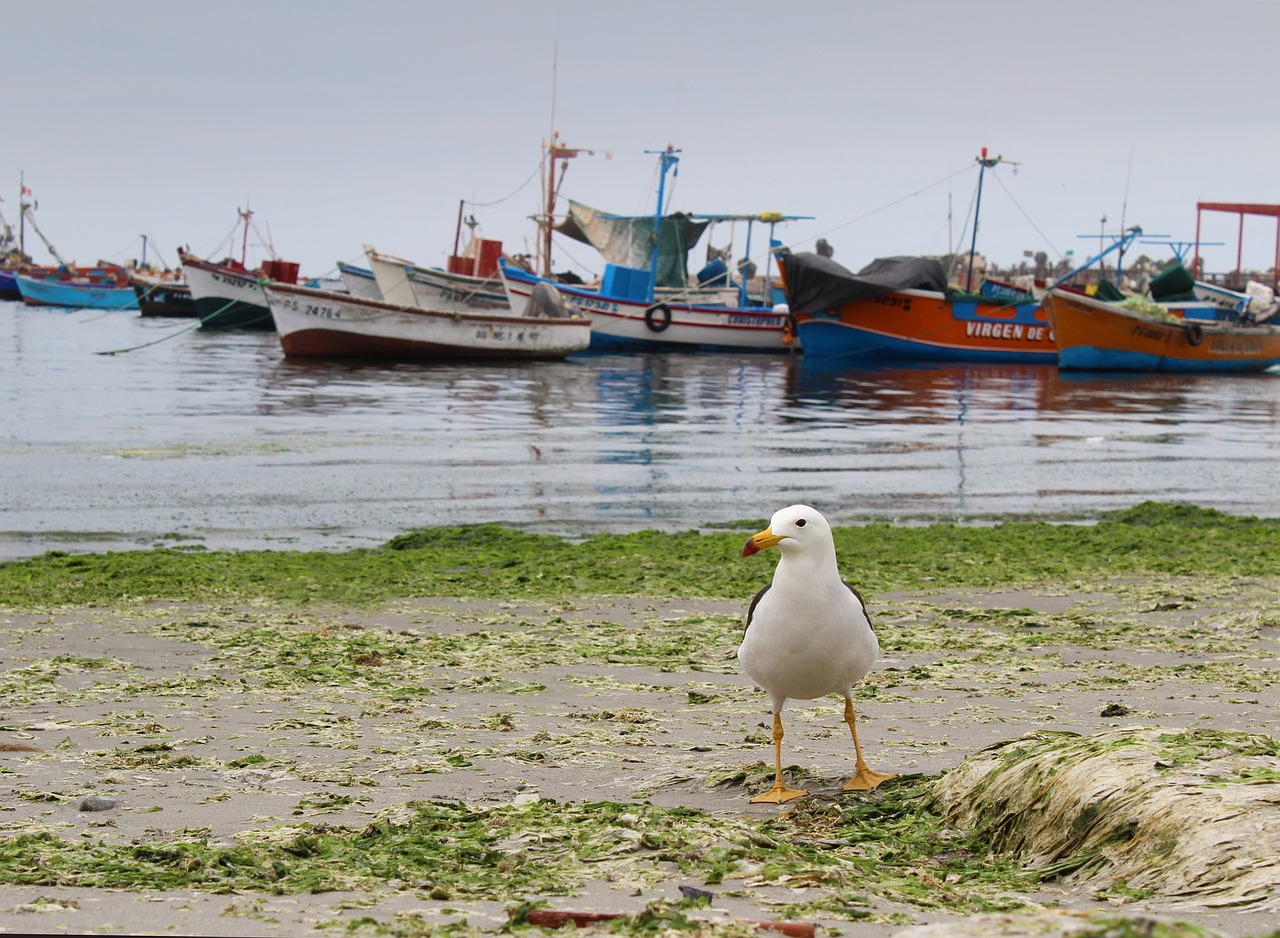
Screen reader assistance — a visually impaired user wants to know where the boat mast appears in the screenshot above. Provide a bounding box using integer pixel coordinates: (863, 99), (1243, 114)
(239, 207), (251, 267)
(645, 145), (681, 300)
(453, 199), (465, 259)
(20, 202), (69, 268)
(540, 134), (604, 277)
(18, 171), (26, 259)
(966, 147), (1018, 290)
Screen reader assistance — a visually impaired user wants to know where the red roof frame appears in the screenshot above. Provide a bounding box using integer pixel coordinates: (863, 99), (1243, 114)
(1193, 202), (1280, 289)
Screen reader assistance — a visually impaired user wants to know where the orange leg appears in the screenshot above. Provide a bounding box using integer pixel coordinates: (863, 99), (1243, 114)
(842, 697), (895, 791)
(750, 712), (807, 804)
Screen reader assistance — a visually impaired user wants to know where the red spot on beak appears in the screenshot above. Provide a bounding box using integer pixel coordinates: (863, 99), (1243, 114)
(742, 537), (760, 558)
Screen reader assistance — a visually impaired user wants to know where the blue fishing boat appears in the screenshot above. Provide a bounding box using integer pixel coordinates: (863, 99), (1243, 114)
(14, 267), (138, 310)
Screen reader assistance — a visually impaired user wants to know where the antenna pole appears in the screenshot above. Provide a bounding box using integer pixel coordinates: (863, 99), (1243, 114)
(453, 199), (465, 258)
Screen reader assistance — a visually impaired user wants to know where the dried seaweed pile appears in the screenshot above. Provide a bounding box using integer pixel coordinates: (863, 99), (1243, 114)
(933, 727), (1280, 912)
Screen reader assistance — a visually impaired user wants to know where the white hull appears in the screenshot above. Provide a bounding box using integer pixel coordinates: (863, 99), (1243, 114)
(499, 265), (790, 350)
(264, 282), (590, 360)
(364, 246), (506, 311)
(182, 258), (262, 305)
(338, 264), (383, 300)
(180, 254), (274, 328)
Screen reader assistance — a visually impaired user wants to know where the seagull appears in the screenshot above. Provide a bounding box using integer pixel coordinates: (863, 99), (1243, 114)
(738, 504), (895, 803)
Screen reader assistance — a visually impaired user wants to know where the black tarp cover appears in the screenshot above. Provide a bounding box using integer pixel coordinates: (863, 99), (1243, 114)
(782, 252), (947, 312)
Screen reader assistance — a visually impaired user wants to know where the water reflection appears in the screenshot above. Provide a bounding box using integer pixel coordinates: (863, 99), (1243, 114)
(2, 300), (1278, 559)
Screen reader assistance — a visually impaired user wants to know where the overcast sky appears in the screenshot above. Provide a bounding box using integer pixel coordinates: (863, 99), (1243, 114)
(7, 0), (1280, 280)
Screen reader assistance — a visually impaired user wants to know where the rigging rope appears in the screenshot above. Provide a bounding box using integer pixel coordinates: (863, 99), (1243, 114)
(802, 162), (977, 247)
(95, 279), (268, 355)
(463, 163), (541, 209)
(988, 169), (1066, 261)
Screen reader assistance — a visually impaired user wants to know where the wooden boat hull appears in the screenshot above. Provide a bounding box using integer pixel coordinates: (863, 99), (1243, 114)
(14, 273), (138, 310)
(1043, 289), (1280, 372)
(792, 289), (1055, 364)
(181, 256), (274, 330)
(264, 282), (591, 361)
(498, 262), (790, 351)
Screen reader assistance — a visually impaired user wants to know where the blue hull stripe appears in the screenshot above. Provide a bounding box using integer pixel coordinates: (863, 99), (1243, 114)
(1060, 346), (1280, 373)
(796, 320), (1056, 365)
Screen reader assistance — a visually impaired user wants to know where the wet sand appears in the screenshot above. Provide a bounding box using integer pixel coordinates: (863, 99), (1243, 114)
(1, 585), (1277, 937)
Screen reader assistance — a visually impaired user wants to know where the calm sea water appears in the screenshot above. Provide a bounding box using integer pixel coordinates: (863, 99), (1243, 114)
(2, 300), (1278, 559)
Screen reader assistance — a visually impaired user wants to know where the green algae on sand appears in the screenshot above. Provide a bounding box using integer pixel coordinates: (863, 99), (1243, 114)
(2, 502), (1279, 609)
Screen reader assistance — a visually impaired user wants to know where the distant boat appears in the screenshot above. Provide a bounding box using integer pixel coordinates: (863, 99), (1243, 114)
(1145, 259), (1279, 324)
(14, 266), (138, 310)
(130, 270), (196, 317)
(7, 187), (137, 309)
(263, 279), (590, 361)
(180, 208), (303, 330)
(364, 243), (509, 311)
(0, 268), (21, 300)
(0, 181), (33, 299)
(1043, 287), (1280, 372)
(498, 146), (805, 351)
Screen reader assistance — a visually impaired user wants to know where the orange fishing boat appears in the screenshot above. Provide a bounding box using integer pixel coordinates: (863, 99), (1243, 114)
(1043, 287), (1280, 372)
(783, 250), (1055, 363)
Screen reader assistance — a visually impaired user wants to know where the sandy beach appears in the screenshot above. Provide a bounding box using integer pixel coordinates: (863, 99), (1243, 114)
(2, 581), (1278, 937)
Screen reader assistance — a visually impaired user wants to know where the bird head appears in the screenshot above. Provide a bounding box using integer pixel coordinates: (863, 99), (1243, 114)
(742, 505), (833, 558)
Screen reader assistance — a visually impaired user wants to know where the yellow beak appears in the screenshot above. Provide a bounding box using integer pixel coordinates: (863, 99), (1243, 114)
(742, 526), (785, 557)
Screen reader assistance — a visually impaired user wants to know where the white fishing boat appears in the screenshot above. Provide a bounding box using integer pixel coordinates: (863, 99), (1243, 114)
(364, 244), (508, 311)
(337, 261), (382, 300)
(180, 209), (300, 330)
(263, 280), (590, 361)
(499, 146), (805, 351)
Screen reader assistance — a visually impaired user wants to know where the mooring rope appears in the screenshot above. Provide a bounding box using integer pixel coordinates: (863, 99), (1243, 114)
(95, 280), (267, 356)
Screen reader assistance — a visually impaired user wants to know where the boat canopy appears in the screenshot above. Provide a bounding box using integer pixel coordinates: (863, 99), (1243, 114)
(782, 252), (947, 312)
(555, 200), (710, 288)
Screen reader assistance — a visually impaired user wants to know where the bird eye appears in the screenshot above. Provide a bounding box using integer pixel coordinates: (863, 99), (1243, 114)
(795, 518), (807, 527)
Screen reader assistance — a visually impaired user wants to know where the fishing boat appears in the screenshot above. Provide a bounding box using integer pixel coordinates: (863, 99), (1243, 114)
(180, 209), (301, 330)
(0, 208), (28, 300)
(1043, 287), (1280, 372)
(498, 146), (805, 351)
(263, 279), (590, 361)
(14, 266), (139, 310)
(130, 270), (196, 317)
(786, 149), (1061, 364)
(337, 261), (382, 300)
(180, 252), (280, 329)
(782, 251), (1053, 363)
(7, 182), (139, 309)
(364, 243), (508, 311)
